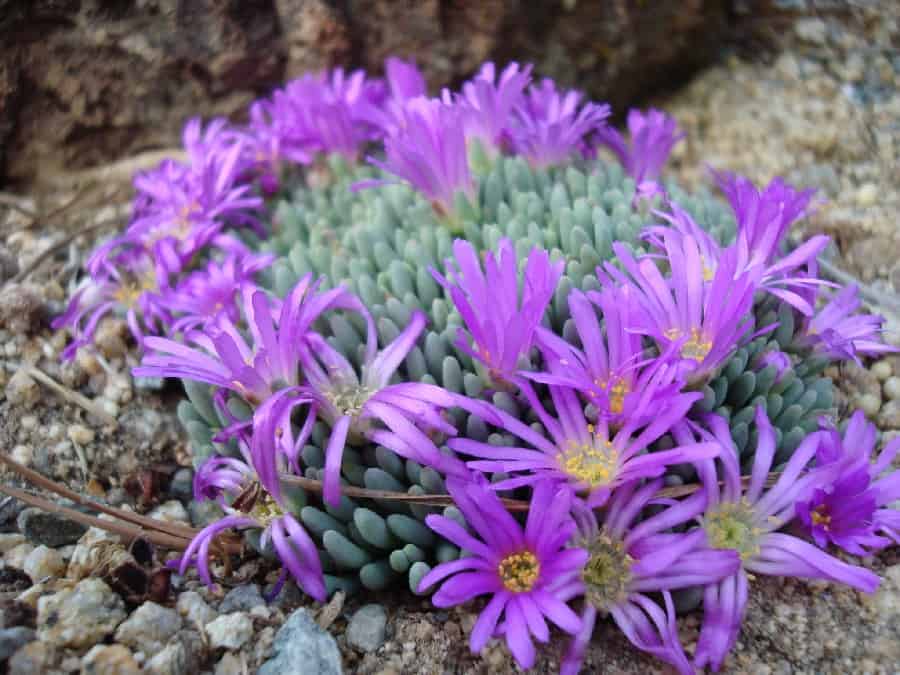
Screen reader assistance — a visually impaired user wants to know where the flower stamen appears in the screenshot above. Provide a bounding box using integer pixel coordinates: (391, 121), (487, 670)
(498, 550), (541, 593)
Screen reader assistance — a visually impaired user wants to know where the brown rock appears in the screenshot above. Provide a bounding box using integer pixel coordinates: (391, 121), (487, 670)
(0, 283), (44, 333)
(1, 0), (731, 184)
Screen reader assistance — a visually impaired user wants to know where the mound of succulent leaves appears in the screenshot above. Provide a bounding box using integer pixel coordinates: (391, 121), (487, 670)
(56, 59), (898, 673)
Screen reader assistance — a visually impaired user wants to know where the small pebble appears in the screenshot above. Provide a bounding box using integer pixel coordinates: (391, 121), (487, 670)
(176, 590), (218, 627)
(206, 612), (253, 650)
(0, 626), (35, 662)
(346, 604), (388, 653)
(81, 643), (141, 675)
(10, 445), (31, 467)
(5, 542), (35, 569)
(114, 601), (182, 653)
(0, 533), (26, 553)
(855, 182), (879, 208)
(37, 578), (126, 649)
(883, 376), (900, 401)
(872, 359), (894, 381)
(5, 370), (40, 408)
(23, 545), (65, 581)
(219, 584), (264, 613)
(67, 424), (95, 445)
(856, 393), (882, 418)
(148, 500), (190, 524)
(18, 507), (87, 547)
(0, 283), (44, 334)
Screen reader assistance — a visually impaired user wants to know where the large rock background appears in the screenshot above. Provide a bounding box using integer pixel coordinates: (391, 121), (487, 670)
(0, 0), (733, 185)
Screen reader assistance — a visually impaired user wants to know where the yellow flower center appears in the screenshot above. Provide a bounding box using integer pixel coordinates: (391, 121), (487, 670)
(811, 505), (831, 529)
(558, 427), (620, 487)
(704, 500), (762, 562)
(112, 272), (158, 308)
(665, 327), (713, 363)
(581, 532), (634, 609)
(248, 492), (283, 528)
(498, 551), (541, 593)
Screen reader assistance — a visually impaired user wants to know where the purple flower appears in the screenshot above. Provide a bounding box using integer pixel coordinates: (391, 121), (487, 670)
(600, 233), (761, 384)
(430, 238), (564, 385)
(417, 477), (586, 670)
(644, 201), (829, 315)
(512, 78), (610, 168)
(595, 108), (684, 199)
(357, 57), (428, 136)
(451, 381), (714, 507)
(556, 483), (740, 675)
(795, 410), (900, 554)
(686, 408), (880, 671)
(369, 97), (476, 217)
(155, 251), (275, 334)
(801, 284), (898, 363)
(458, 61), (532, 155)
(714, 170), (816, 267)
(134, 275), (371, 404)
(527, 287), (684, 427)
(53, 246), (169, 360)
(244, 99), (315, 193)
(293, 309), (467, 504)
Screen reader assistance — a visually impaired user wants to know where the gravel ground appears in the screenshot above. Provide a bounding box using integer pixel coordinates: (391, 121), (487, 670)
(0, 3), (898, 674)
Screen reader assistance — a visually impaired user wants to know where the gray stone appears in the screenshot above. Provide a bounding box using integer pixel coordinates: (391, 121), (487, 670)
(22, 545), (65, 581)
(205, 612), (253, 650)
(346, 604), (387, 653)
(147, 500), (190, 524)
(17, 508), (87, 548)
(258, 608), (342, 675)
(114, 601), (182, 653)
(7, 640), (52, 675)
(0, 627), (35, 662)
(144, 640), (189, 675)
(189, 500), (223, 529)
(5, 370), (39, 408)
(176, 591), (217, 628)
(168, 468), (194, 502)
(37, 578), (125, 649)
(219, 584), (264, 613)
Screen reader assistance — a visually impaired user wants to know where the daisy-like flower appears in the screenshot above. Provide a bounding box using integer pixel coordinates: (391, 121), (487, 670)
(687, 407), (880, 671)
(369, 96), (476, 218)
(800, 284), (898, 363)
(134, 275), (373, 404)
(178, 395), (326, 602)
(643, 201), (830, 315)
(557, 483), (740, 675)
(600, 233), (762, 384)
(451, 381), (714, 507)
(155, 250), (275, 334)
(512, 78), (610, 168)
(417, 477), (586, 670)
(357, 57), (427, 136)
(528, 286), (684, 427)
(457, 61), (531, 155)
(430, 237), (564, 386)
(54, 246), (170, 360)
(293, 308), (467, 504)
(795, 410), (900, 554)
(595, 108), (684, 200)
(713, 170), (816, 268)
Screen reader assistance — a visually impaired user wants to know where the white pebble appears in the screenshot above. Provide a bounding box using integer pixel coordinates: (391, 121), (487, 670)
(857, 393), (882, 418)
(11, 444), (32, 466)
(206, 613), (253, 650)
(855, 183), (878, 208)
(67, 424), (96, 445)
(872, 360), (894, 381)
(24, 545), (66, 581)
(884, 376), (900, 402)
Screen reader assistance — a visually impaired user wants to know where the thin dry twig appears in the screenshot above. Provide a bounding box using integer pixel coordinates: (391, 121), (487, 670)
(39, 149), (187, 190)
(15, 364), (118, 427)
(9, 217), (122, 284)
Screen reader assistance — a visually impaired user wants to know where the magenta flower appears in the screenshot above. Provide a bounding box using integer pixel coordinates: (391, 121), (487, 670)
(451, 381), (714, 507)
(357, 57), (428, 136)
(134, 275), (371, 404)
(527, 287), (684, 427)
(458, 61), (531, 155)
(595, 108), (684, 199)
(556, 484), (740, 675)
(369, 97), (476, 217)
(417, 477), (586, 670)
(293, 309), (467, 504)
(687, 408), (880, 671)
(644, 201), (830, 315)
(431, 238), (564, 385)
(801, 284), (898, 363)
(795, 410), (900, 554)
(713, 170), (816, 267)
(180, 467), (325, 601)
(53, 246), (170, 360)
(600, 233), (762, 384)
(155, 251), (275, 334)
(512, 78), (610, 168)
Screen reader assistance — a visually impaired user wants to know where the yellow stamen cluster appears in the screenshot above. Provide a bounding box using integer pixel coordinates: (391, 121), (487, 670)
(112, 272), (158, 308)
(665, 327), (713, 363)
(326, 385), (374, 418)
(582, 532), (634, 609)
(498, 550), (541, 593)
(704, 500), (762, 562)
(249, 492), (283, 528)
(811, 505), (831, 529)
(558, 429), (620, 487)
